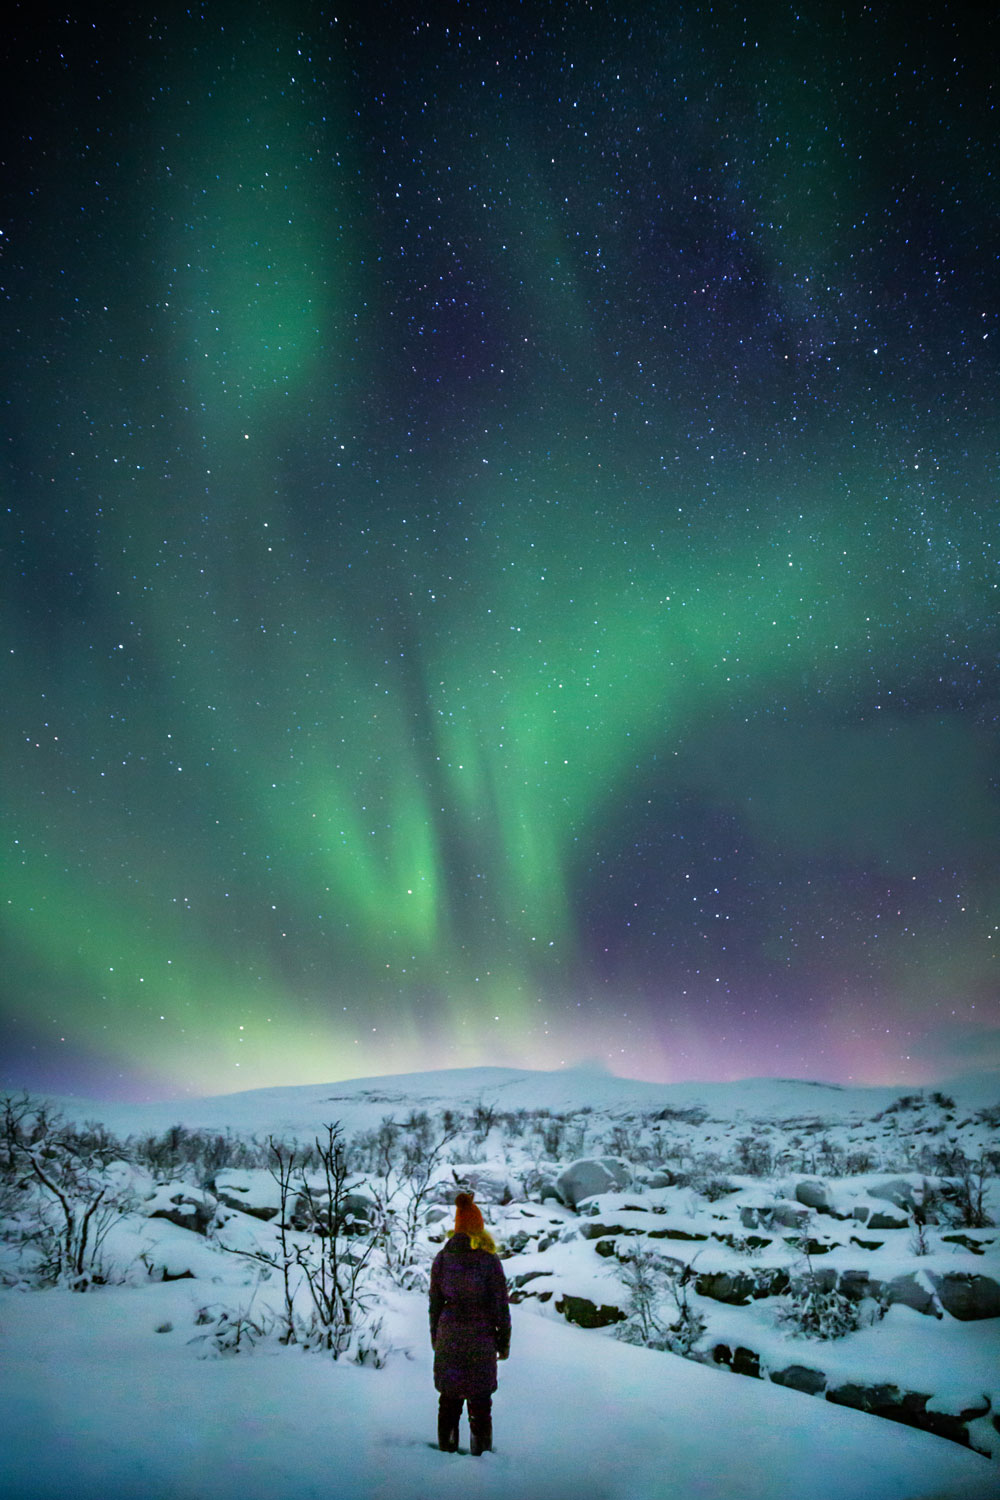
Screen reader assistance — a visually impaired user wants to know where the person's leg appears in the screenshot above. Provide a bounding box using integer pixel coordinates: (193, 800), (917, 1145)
(467, 1395), (493, 1455)
(437, 1394), (462, 1452)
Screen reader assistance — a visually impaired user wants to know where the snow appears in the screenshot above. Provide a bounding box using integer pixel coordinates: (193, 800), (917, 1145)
(1, 1281), (996, 1500)
(2, 1066), (998, 1500)
(43, 1063), (1000, 1139)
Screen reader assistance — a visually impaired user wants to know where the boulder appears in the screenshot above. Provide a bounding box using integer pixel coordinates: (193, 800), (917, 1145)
(825, 1382), (974, 1448)
(290, 1188), (375, 1236)
(696, 1271), (758, 1306)
(212, 1169), (282, 1222)
(886, 1272), (940, 1316)
(837, 1270), (888, 1306)
(790, 1265), (837, 1296)
(772, 1365), (827, 1395)
(929, 1272), (1000, 1321)
(867, 1209), (909, 1231)
(712, 1344), (761, 1378)
(579, 1220), (640, 1240)
(145, 1183), (217, 1236)
(698, 1268), (790, 1304)
(432, 1165), (515, 1205)
(338, 1190), (377, 1233)
(794, 1179), (834, 1213)
(741, 1201), (810, 1231)
(827, 1382), (906, 1417)
(555, 1157), (632, 1211)
(510, 1269), (554, 1289)
(502, 1227), (534, 1253)
(869, 1177), (923, 1212)
(645, 1170), (679, 1189)
(940, 1233), (989, 1255)
(555, 1294), (627, 1329)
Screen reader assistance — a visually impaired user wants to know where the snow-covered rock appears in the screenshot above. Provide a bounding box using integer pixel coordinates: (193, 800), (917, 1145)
(740, 1200), (811, 1230)
(143, 1182), (217, 1236)
(211, 1169), (282, 1221)
(795, 1178), (836, 1212)
(555, 1157), (633, 1209)
(869, 1177), (925, 1212)
(430, 1163), (516, 1205)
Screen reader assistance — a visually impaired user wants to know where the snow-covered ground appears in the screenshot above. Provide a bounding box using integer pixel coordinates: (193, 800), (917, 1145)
(2, 1066), (998, 1500)
(2, 1280), (996, 1500)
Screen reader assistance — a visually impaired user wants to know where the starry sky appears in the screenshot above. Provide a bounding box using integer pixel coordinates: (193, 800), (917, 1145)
(2, 1), (998, 1102)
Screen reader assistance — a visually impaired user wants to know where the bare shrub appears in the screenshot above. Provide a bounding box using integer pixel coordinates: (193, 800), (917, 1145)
(218, 1124), (381, 1358)
(945, 1152), (994, 1229)
(735, 1135), (774, 1176)
(2, 1095), (134, 1289)
(367, 1114), (462, 1287)
(617, 1247), (705, 1355)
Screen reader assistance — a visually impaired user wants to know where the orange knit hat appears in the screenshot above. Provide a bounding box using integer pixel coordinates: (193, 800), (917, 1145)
(454, 1191), (485, 1237)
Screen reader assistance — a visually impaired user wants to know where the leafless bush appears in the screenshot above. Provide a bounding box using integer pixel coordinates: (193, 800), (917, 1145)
(2, 1095), (132, 1289)
(735, 1135), (774, 1176)
(945, 1152), (994, 1229)
(218, 1124), (381, 1357)
(367, 1114), (462, 1287)
(686, 1152), (737, 1201)
(617, 1247), (705, 1355)
(470, 1100), (498, 1144)
(133, 1124), (269, 1180)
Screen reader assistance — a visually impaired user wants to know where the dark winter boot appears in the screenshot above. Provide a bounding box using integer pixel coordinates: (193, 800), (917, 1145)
(469, 1426), (492, 1457)
(437, 1397), (460, 1453)
(468, 1398), (492, 1456)
(437, 1419), (459, 1452)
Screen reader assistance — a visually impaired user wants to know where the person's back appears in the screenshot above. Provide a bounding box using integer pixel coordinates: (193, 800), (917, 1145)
(429, 1193), (510, 1454)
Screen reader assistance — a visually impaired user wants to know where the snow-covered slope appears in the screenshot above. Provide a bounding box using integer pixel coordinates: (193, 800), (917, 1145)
(45, 1064), (1000, 1139)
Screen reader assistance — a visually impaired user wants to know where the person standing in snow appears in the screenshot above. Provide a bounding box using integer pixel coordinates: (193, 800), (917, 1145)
(429, 1191), (511, 1455)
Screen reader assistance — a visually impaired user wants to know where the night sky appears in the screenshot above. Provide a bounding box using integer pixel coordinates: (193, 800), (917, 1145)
(3, 2), (998, 1101)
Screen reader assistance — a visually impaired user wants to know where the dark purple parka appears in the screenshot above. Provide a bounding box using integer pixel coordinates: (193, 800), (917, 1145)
(429, 1234), (511, 1399)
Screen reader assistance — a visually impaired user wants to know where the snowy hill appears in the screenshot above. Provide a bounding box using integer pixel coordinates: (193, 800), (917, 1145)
(45, 1063), (1000, 1139)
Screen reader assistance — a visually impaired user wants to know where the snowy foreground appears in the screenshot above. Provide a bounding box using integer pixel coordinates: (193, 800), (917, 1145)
(1, 1279), (996, 1500)
(2, 1066), (998, 1500)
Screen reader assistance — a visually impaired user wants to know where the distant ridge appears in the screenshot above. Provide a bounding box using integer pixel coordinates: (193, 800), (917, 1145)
(33, 1063), (1000, 1139)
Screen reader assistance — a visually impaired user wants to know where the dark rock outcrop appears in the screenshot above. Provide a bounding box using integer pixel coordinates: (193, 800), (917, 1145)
(555, 1294), (627, 1329)
(696, 1268), (789, 1305)
(712, 1343), (761, 1377)
(825, 1382), (988, 1448)
(146, 1185), (217, 1236)
(771, 1364), (827, 1395)
(579, 1220), (639, 1240)
(929, 1272), (1000, 1321)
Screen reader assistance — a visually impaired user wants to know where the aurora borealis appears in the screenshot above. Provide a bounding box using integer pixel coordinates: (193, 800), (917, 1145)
(3, 2), (997, 1100)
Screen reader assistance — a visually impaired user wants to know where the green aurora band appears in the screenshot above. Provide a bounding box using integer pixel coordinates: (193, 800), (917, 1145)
(2, 3), (997, 1095)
